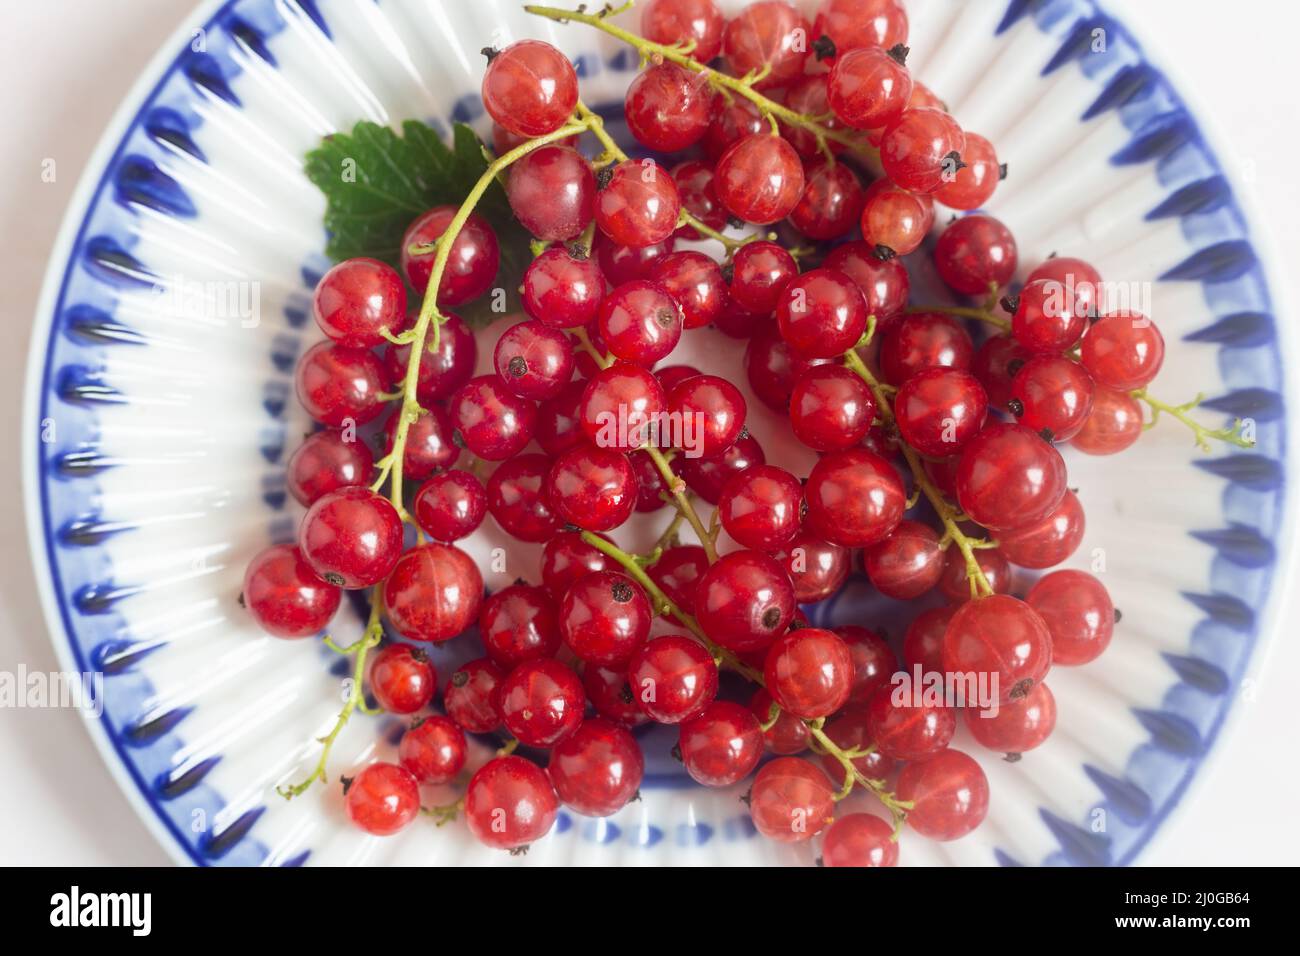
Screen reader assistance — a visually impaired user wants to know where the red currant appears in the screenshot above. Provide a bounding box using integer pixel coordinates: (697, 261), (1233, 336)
(675, 433), (766, 503)
(996, 489), (1084, 569)
(822, 813), (899, 867)
(399, 715), (467, 784)
(678, 701), (764, 787)
(934, 131), (999, 210)
(506, 144), (595, 242)
(498, 658), (585, 747)
(972, 333), (1031, 411)
(646, 545), (709, 613)
(535, 379), (588, 457)
(1080, 312), (1165, 390)
(627, 634), (719, 723)
(584, 663), (649, 728)
(1071, 384), (1144, 455)
(933, 213), (1017, 295)
(369, 643), (436, 714)
(382, 311), (477, 404)
(560, 571), (652, 667)
(625, 62), (712, 152)
(824, 241), (910, 320)
(818, 708), (895, 785)
(344, 762), (419, 836)
(776, 268), (868, 359)
(789, 364), (876, 452)
(401, 206), (499, 305)
(414, 468), (487, 542)
(748, 757), (835, 842)
(596, 159), (682, 247)
(896, 749), (989, 841)
(671, 160), (728, 239)
(715, 133), (805, 225)
(813, 0), (909, 55)
(789, 160), (865, 240)
(1026, 256), (1103, 320)
(522, 246), (604, 330)
(666, 374), (747, 459)
(722, 1), (811, 88)
(1009, 355), (1096, 442)
(295, 341), (388, 427)
(764, 627), (854, 719)
(299, 487), (402, 588)
(804, 447), (905, 547)
(580, 361), (665, 451)
(943, 594), (1052, 702)
(313, 257), (406, 348)
(696, 550), (795, 653)
(718, 464), (802, 550)
(445, 658), (504, 733)
(965, 681), (1056, 756)
(772, 530), (850, 603)
(703, 94), (765, 161)
(486, 453), (563, 543)
(827, 45), (912, 130)
(548, 718), (645, 816)
(955, 422), (1067, 532)
(547, 445), (638, 532)
(750, 687), (810, 754)
(465, 755), (558, 849)
(879, 311), (974, 385)
(382, 543), (483, 642)
(480, 583), (561, 670)
(286, 431), (373, 508)
(1026, 569), (1114, 666)
(730, 240), (799, 313)
(642, 0), (725, 61)
(595, 232), (676, 284)
(481, 40), (578, 138)
(835, 624), (897, 701)
(541, 530), (612, 601)
(894, 367), (989, 457)
(860, 177), (934, 255)
(381, 403), (458, 481)
(650, 251), (726, 329)
(598, 279), (683, 365)
(1011, 278), (1088, 354)
(864, 683), (955, 761)
(902, 606), (955, 677)
(862, 519), (944, 600)
(880, 107), (965, 194)
(243, 544), (340, 638)
(937, 545), (1011, 604)
(450, 375), (538, 461)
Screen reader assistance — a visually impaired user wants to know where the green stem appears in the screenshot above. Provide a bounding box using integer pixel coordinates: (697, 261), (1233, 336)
(1134, 389), (1255, 452)
(907, 304), (1011, 332)
(809, 725), (912, 834)
(645, 446), (717, 562)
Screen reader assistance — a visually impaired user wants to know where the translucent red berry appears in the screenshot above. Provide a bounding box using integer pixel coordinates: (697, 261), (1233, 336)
(481, 40), (578, 138)
(382, 543), (483, 642)
(465, 755), (558, 849)
(243, 544), (340, 638)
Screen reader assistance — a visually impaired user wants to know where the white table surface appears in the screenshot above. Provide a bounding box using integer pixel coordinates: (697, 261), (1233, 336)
(1, 0), (1297, 866)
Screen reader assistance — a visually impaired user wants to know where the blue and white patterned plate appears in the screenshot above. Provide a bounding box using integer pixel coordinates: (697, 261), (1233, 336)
(23, 0), (1293, 865)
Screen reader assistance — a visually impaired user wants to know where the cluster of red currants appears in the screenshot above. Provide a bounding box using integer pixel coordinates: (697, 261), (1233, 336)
(241, 0), (1164, 866)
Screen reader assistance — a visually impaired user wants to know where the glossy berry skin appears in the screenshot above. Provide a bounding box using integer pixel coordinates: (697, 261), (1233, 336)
(535, 379), (588, 457)
(835, 624), (898, 701)
(718, 464), (802, 550)
(902, 606), (955, 677)
(895, 367), (989, 458)
(934, 131), (999, 210)
(764, 628), (854, 719)
(1026, 569), (1114, 666)
(772, 531), (850, 603)
(730, 241), (799, 313)
(414, 469), (487, 542)
(486, 453), (562, 543)
(522, 247), (604, 329)
(1027, 256), (1104, 320)
(1071, 385), (1144, 455)
(696, 550), (796, 653)
(369, 644), (436, 715)
(625, 62), (711, 152)
(748, 757), (835, 843)
(972, 334), (1032, 411)
(814, 0), (909, 55)
(944, 594), (1053, 702)
(498, 658), (585, 747)
(401, 207), (499, 306)
(465, 755), (558, 850)
(955, 423), (1067, 532)
(480, 584), (561, 670)
(493, 320), (575, 401)
(548, 719), (645, 817)
(629, 448), (670, 512)
(965, 682), (1056, 756)
(715, 133), (806, 225)
(444, 659), (504, 733)
(299, 487), (402, 588)
(862, 519), (944, 600)
(1011, 278), (1087, 354)
(313, 257), (406, 348)
(481, 40), (578, 137)
(822, 814), (899, 868)
(667, 374), (747, 460)
(599, 280), (683, 365)
(671, 160), (728, 239)
(381, 404), (458, 481)
(824, 241), (910, 320)
(678, 701), (764, 787)
(345, 763), (419, 836)
(880, 107), (965, 194)
(399, 716), (467, 785)
(296, 341), (388, 427)
(580, 362), (665, 452)
(596, 235), (676, 287)
(789, 160), (865, 241)
(818, 708), (896, 785)
(750, 688), (810, 754)
(722, 1), (811, 88)
(596, 160), (681, 248)
(286, 431), (373, 507)
(382, 543), (483, 643)
(506, 145), (595, 242)
(450, 375), (537, 461)
(650, 252), (726, 330)
(243, 544), (340, 638)
(1010, 356), (1095, 442)
(896, 749), (989, 841)
(828, 45), (913, 130)
(805, 447), (906, 548)
(938, 546), (1011, 604)
(383, 311), (477, 404)
(997, 490), (1084, 569)
(790, 364), (876, 452)
(560, 570), (653, 667)
(1080, 312), (1165, 390)
(776, 268), (868, 359)
(676, 433), (766, 504)
(780, 74), (844, 158)
(860, 178), (934, 256)
(628, 635), (719, 724)
(642, 0), (725, 61)
(880, 312), (974, 385)
(541, 531), (611, 601)
(864, 683), (956, 761)
(547, 445), (637, 532)
(646, 545), (709, 614)
(934, 214), (1018, 295)
(584, 663), (649, 728)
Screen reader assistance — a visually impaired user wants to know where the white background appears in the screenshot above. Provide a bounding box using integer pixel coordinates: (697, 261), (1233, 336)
(0, 0), (1297, 866)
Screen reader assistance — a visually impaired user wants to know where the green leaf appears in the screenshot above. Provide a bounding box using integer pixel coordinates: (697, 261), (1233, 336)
(304, 119), (529, 327)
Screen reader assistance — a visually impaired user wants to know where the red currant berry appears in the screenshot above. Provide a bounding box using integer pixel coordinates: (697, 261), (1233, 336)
(666, 374), (747, 460)
(493, 320), (576, 401)
(937, 545), (1011, 604)
(828, 44), (912, 130)
(860, 178), (934, 255)
(764, 627), (854, 719)
(627, 634), (719, 724)
(934, 131), (1000, 210)
(506, 145), (595, 242)
(313, 257), (406, 348)
(382, 543), (483, 642)
(862, 519), (944, 600)
(718, 464), (802, 550)
(1026, 256), (1104, 320)
(650, 251), (726, 330)
(596, 159), (682, 248)
(943, 594), (1052, 702)
(824, 241), (910, 320)
(450, 375), (538, 461)
(481, 40), (578, 137)
(748, 757), (835, 843)
(1026, 569), (1114, 666)
(696, 550), (796, 653)
(401, 206), (499, 305)
(965, 681), (1056, 756)
(548, 718), (645, 816)
(902, 606), (955, 677)
(813, 0), (909, 55)
(382, 311), (477, 404)
(522, 247), (604, 330)
(750, 687), (810, 754)
(776, 268), (868, 359)
(626, 62), (712, 152)
(1009, 355), (1096, 442)
(486, 453), (562, 543)
(299, 487), (402, 588)
(934, 213), (1018, 296)
(344, 763), (419, 836)
(1071, 384), (1144, 455)
(972, 333), (1031, 411)
(629, 448), (671, 512)
(546, 445), (637, 532)
(498, 658), (585, 747)
(646, 545), (709, 613)
(772, 531), (850, 603)
(713, 297), (768, 340)
(286, 431), (373, 508)
(894, 367), (989, 457)
(834, 624), (897, 701)
(560, 571), (652, 667)
(678, 701), (764, 787)
(997, 489), (1084, 569)
(671, 160), (728, 239)
(598, 279), (683, 365)
(580, 361), (665, 451)
(480, 584), (561, 670)
(789, 364), (876, 452)
(535, 379), (588, 457)
(465, 755), (558, 849)
(715, 133), (806, 225)
(584, 663), (649, 728)
(864, 683), (955, 761)
(880, 107), (965, 194)
(1080, 311), (1165, 390)
(381, 403), (458, 481)
(896, 749), (989, 841)
(730, 241), (799, 313)
(723, 0), (811, 88)
(655, 364), (703, 394)
(243, 544), (340, 638)
(414, 468), (487, 542)
(789, 160), (865, 240)
(822, 813), (899, 867)
(541, 531), (611, 600)
(675, 433), (766, 504)
(595, 232), (676, 285)
(805, 447), (906, 547)
(642, 0), (726, 61)
(295, 341), (388, 427)
(703, 94), (766, 161)
(399, 715), (467, 785)
(369, 643), (436, 714)
(445, 658), (504, 733)
(879, 311), (974, 385)
(1011, 278), (1088, 354)
(955, 422), (1067, 532)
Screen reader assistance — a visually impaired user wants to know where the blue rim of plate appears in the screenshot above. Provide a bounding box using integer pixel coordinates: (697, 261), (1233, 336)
(23, 0), (1289, 866)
